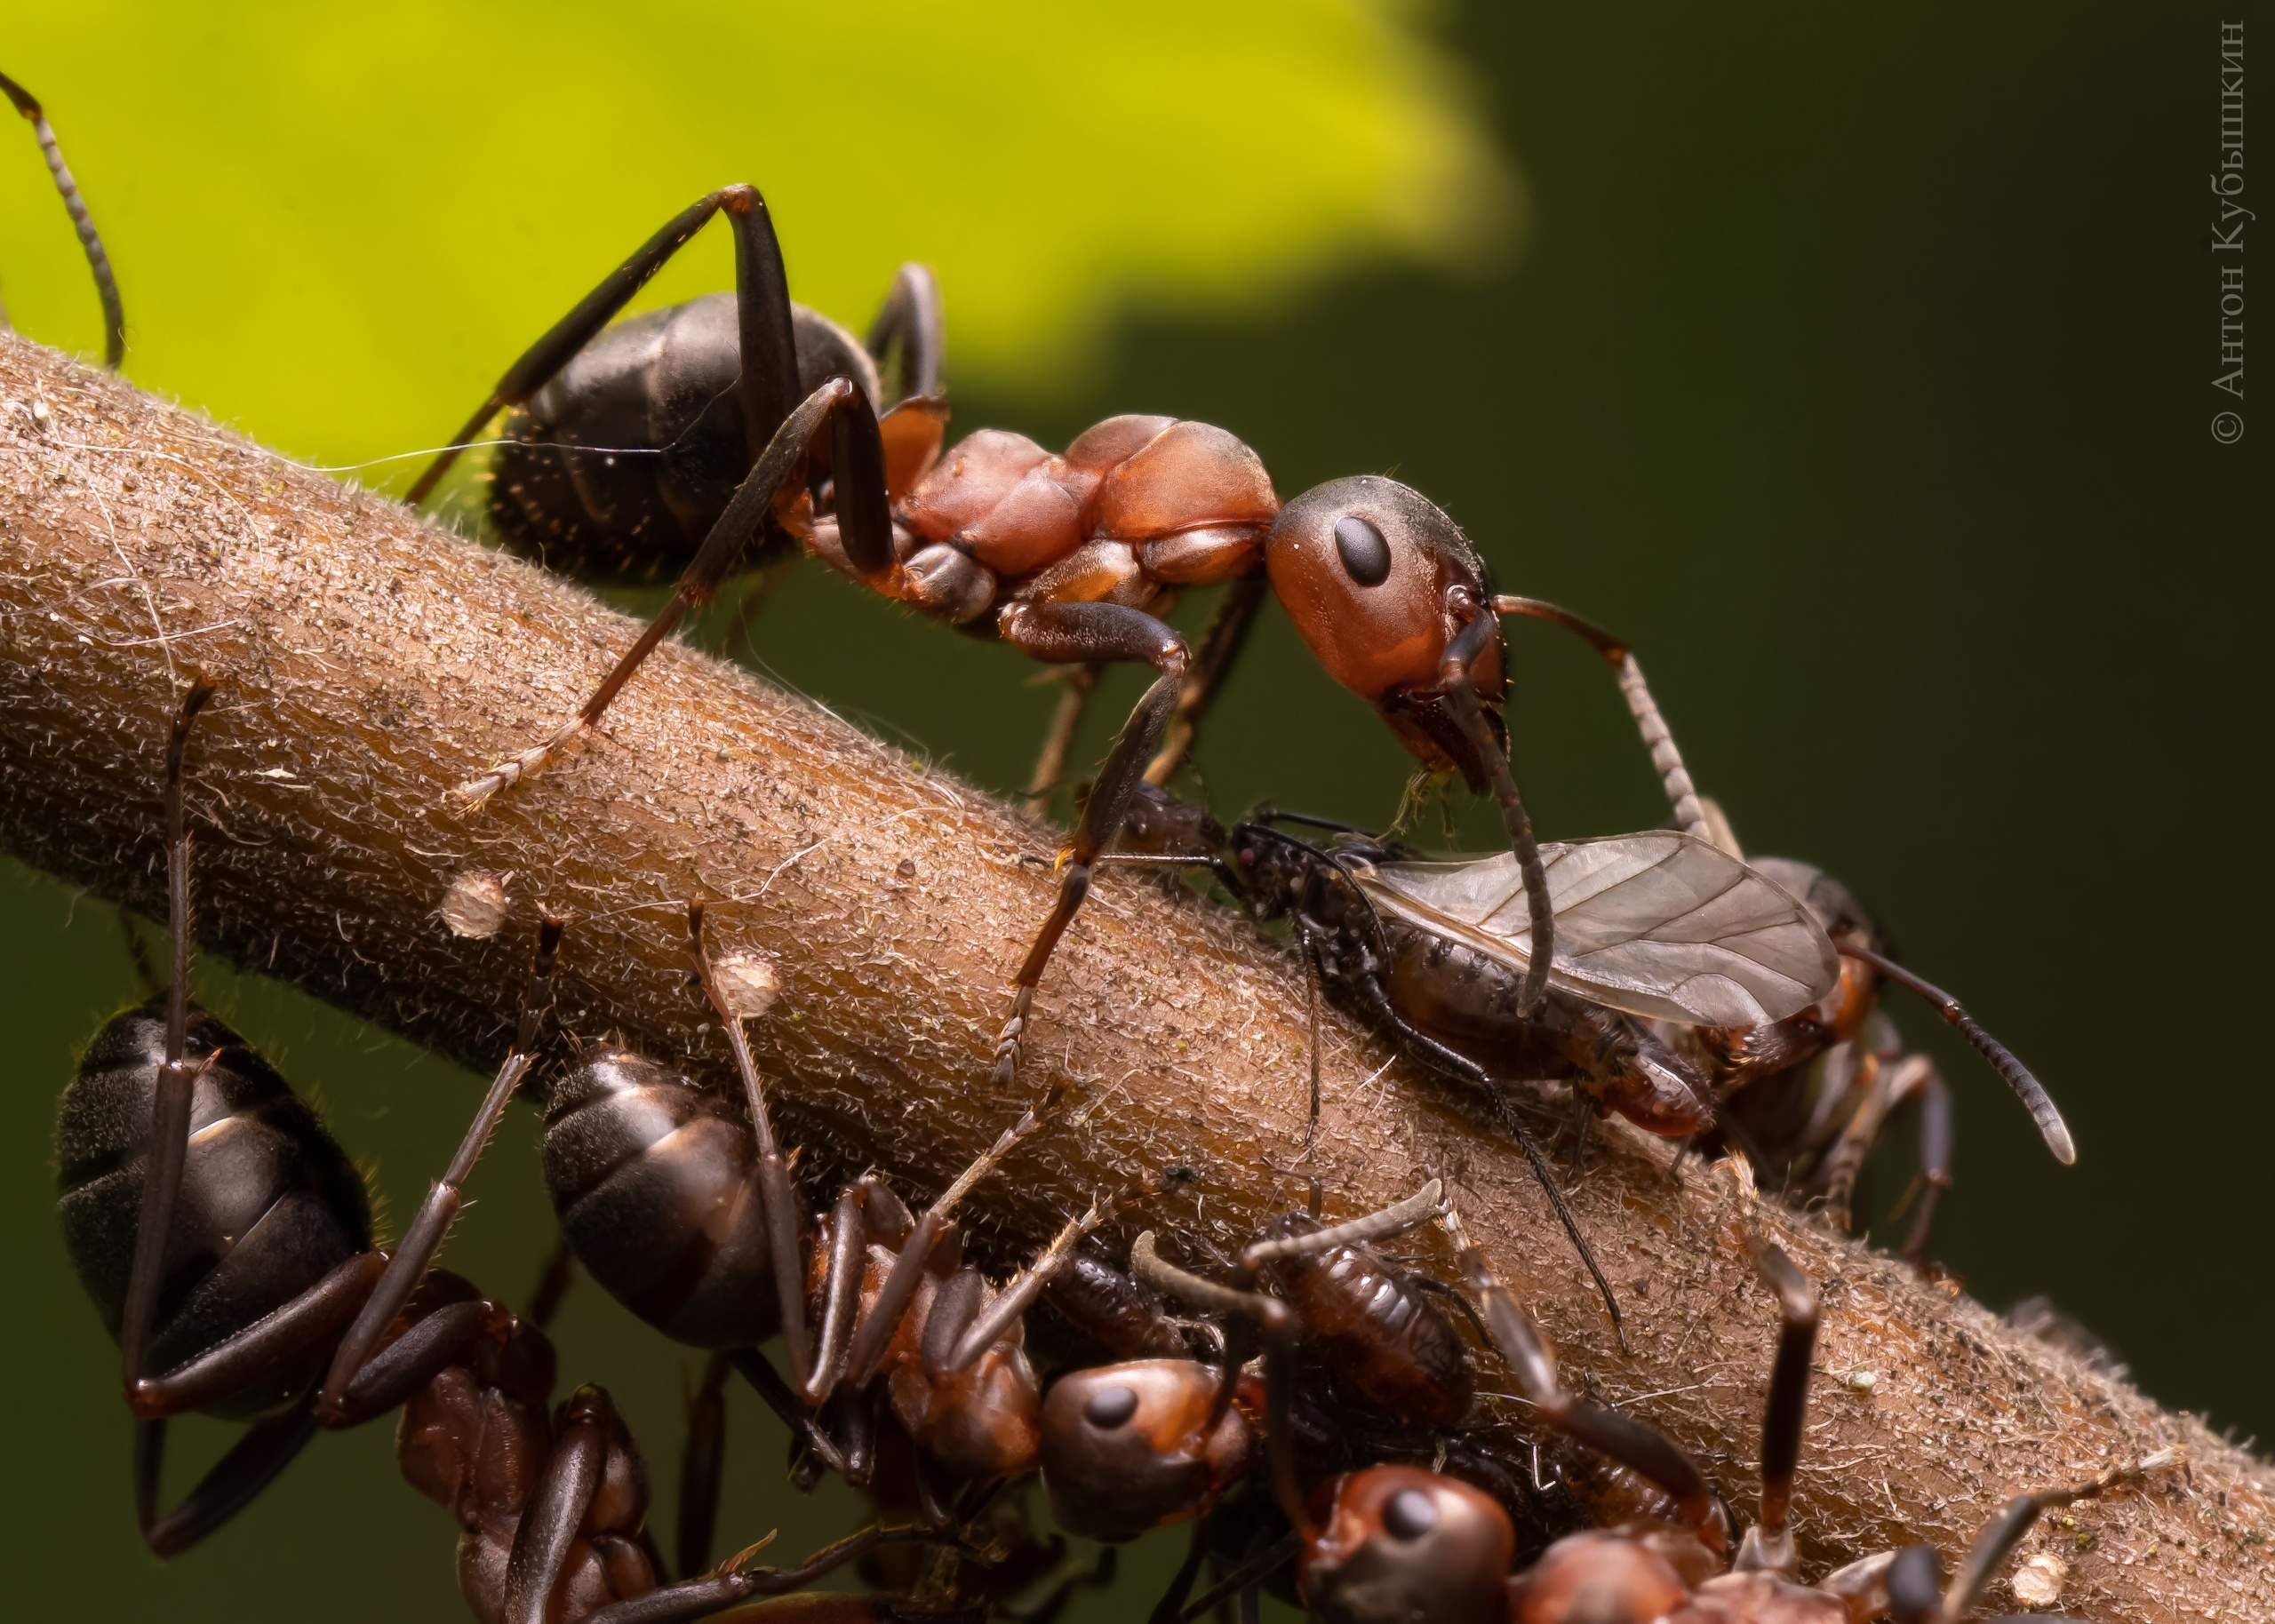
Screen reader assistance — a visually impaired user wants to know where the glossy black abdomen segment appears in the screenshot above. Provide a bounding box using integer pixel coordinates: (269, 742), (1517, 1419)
(542, 1046), (779, 1349)
(55, 1000), (373, 1419)
(487, 293), (882, 584)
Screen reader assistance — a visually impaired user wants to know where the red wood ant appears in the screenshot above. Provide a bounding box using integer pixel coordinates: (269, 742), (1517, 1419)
(400, 185), (1709, 1096)
(391, 1267), (943, 1624)
(1245, 1203), (2175, 1624)
(51, 679), (623, 1552)
(539, 901), (1134, 1518)
(1, 68), (125, 369)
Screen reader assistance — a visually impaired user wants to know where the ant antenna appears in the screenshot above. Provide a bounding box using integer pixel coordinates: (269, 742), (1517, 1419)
(0, 71), (125, 369)
(1839, 943), (2073, 1164)
(1490, 594), (1709, 840)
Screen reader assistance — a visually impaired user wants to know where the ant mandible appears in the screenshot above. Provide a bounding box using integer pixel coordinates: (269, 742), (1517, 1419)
(402, 185), (1706, 1094)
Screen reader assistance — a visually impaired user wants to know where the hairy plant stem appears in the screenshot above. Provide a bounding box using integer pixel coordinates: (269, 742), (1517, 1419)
(0, 335), (2264, 1620)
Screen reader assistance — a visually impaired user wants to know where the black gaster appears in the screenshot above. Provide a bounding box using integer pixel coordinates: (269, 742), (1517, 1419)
(541, 1046), (781, 1349)
(56, 1000), (371, 1420)
(490, 293), (882, 583)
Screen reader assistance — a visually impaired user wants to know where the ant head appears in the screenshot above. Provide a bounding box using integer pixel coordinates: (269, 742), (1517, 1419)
(1505, 1529), (1692, 1624)
(1302, 1465), (1514, 1624)
(1266, 477), (1507, 788)
(1037, 1359), (1257, 1542)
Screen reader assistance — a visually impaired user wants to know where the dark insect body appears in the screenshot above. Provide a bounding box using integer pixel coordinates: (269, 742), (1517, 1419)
(539, 903), (1122, 1524)
(405, 182), (1712, 1106)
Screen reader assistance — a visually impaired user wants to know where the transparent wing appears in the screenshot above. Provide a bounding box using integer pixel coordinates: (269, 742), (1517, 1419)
(1354, 831), (1840, 1026)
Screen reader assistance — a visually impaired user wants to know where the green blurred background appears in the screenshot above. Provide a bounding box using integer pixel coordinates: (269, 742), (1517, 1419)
(1, 4), (2263, 1619)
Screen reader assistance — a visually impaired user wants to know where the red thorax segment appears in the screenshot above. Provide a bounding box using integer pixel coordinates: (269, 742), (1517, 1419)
(897, 415), (1278, 594)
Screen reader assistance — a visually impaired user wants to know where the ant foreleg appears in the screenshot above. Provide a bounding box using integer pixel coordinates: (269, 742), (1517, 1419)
(453, 377), (888, 806)
(992, 601), (1190, 1087)
(408, 185), (798, 506)
(315, 918), (563, 1420)
(1895, 1063), (1954, 1268)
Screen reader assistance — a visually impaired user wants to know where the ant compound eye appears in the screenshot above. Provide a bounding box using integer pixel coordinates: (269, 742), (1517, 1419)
(1382, 1487), (1440, 1540)
(1333, 514), (1393, 586)
(1083, 1385), (1140, 1429)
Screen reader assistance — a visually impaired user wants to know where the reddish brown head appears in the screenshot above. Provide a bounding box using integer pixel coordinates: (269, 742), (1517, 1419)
(1301, 1465), (1515, 1624)
(1265, 476), (1507, 788)
(1037, 1359), (1258, 1541)
(1506, 1530), (1693, 1624)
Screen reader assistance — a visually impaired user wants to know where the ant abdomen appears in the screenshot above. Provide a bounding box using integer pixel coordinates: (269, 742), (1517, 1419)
(542, 1044), (782, 1349)
(1260, 1221), (1473, 1428)
(56, 999), (372, 1419)
(491, 294), (882, 581)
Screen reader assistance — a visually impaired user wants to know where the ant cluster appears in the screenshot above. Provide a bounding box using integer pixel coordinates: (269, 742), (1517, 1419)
(12, 69), (2160, 1624)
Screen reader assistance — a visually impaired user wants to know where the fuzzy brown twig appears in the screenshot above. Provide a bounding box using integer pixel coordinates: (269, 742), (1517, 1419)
(0, 334), (2265, 1621)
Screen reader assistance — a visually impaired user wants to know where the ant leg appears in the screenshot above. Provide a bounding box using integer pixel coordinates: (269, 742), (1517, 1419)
(1145, 569), (1269, 786)
(1441, 1201), (1720, 1547)
(585, 1524), (942, 1624)
(128, 1252), (387, 1419)
(527, 1233), (578, 1328)
(501, 1385), (623, 1624)
(942, 1194), (1114, 1372)
(1297, 924), (1323, 1157)
(729, 1351), (857, 1482)
(1936, 1451), (2181, 1620)
(1131, 1232), (1311, 1542)
(133, 1403), (324, 1557)
(0, 72), (125, 368)
(1489, 594), (1708, 840)
(689, 903), (814, 1390)
(118, 677), (217, 1396)
(1842, 943), (2074, 1164)
(1148, 1501), (1220, 1624)
(866, 261), (944, 404)
(407, 185), (798, 506)
(802, 1180), (875, 1405)
(1438, 598), (1553, 1016)
(454, 376), (890, 806)
(1348, 976), (1627, 1349)
(1022, 661), (1101, 818)
(841, 1081), (1067, 1389)
(315, 919), (563, 1419)
(992, 602), (1191, 1087)
(1896, 1063), (1954, 1268)
(1175, 1532), (1299, 1624)
(1735, 1246), (1820, 1574)
(676, 1351), (734, 1580)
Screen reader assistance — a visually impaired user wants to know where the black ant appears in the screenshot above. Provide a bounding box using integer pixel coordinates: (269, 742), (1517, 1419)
(0, 68), (124, 369)
(539, 900), (1144, 1520)
(398, 184), (1710, 1096)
